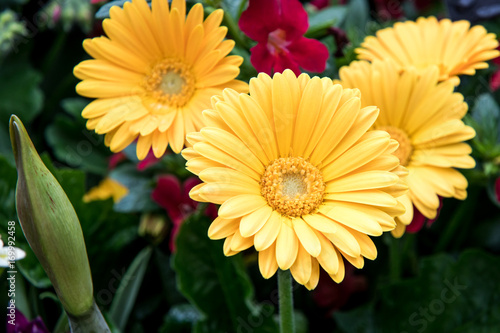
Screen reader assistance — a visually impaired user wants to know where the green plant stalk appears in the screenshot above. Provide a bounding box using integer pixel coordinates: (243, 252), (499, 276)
(389, 235), (402, 283)
(278, 269), (295, 333)
(67, 300), (110, 333)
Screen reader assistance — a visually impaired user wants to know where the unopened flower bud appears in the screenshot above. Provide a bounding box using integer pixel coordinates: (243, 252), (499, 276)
(9, 115), (93, 316)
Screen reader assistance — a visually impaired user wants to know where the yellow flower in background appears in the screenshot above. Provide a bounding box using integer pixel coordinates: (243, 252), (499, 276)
(74, 0), (248, 160)
(83, 178), (128, 203)
(338, 60), (476, 237)
(182, 70), (407, 289)
(356, 16), (499, 85)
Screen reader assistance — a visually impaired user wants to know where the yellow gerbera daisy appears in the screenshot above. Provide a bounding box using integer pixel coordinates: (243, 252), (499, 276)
(338, 60), (476, 237)
(356, 16), (499, 85)
(74, 0), (248, 160)
(83, 177), (128, 203)
(182, 69), (408, 289)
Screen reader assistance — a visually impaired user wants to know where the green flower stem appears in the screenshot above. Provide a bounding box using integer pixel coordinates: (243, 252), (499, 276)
(278, 269), (295, 333)
(67, 300), (110, 333)
(389, 235), (402, 283)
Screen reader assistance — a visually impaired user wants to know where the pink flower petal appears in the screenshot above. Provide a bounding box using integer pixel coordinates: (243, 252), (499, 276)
(108, 152), (126, 170)
(250, 43), (276, 75)
(288, 37), (330, 73)
(495, 178), (500, 203)
(407, 198), (443, 233)
(137, 150), (160, 171)
(151, 175), (183, 222)
(491, 69), (500, 91)
(406, 207), (426, 233)
(279, 0), (309, 40)
(182, 177), (202, 210)
(273, 51), (301, 75)
(238, 0), (279, 42)
(310, 0), (330, 10)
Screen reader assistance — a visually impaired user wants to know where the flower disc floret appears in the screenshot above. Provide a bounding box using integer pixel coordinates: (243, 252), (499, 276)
(376, 126), (413, 166)
(338, 60), (476, 237)
(74, 0), (248, 160)
(261, 157), (325, 217)
(183, 69), (408, 289)
(143, 59), (195, 110)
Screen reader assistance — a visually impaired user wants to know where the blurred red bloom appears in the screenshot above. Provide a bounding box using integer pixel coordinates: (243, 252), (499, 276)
(313, 264), (367, 315)
(239, 0), (330, 75)
(490, 70), (500, 91)
(310, 0), (331, 9)
(495, 177), (500, 203)
(490, 46), (500, 91)
(151, 176), (217, 251)
(374, 0), (404, 20)
(406, 198), (443, 233)
(108, 152), (127, 170)
(108, 150), (160, 171)
(7, 309), (49, 333)
(136, 150), (160, 171)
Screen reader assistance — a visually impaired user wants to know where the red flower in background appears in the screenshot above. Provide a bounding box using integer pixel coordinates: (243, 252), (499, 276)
(7, 309), (49, 333)
(313, 264), (367, 315)
(151, 176), (217, 251)
(490, 46), (500, 91)
(374, 0), (404, 20)
(239, 0), (330, 75)
(136, 150), (161, 171)
(406, 198), (443, 233)
(310, 0), (331, 9)
(108, 149), (160, 171)
(495, 178), (500, 203)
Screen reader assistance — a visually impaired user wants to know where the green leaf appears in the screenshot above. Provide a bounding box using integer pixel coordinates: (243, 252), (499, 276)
(0, 124), (14, 165)
(221, 0), (247, 19)
(111, 164), (158, 213)
(306, 6), (348, 38)
(60, 98), (90, 120)
(159, 304), (202, 333)
(335, 303), (375, 333)
(0, 53), (43, 125)
(342, 0), (369, 43)
(155, 248), (186, 305)
(95, 0), (132, 19)
(0, 155), (17, 222)
(109, 246), (153, 331)
(334, 250), (500, 332)
(173, 215), (278, 333)
(45, 112), (110, 175)
(468, 93), (500, 158)
(0, 0), (29, 8)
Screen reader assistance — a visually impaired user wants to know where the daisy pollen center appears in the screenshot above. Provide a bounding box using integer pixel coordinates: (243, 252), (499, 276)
(378, 126), (413, 166)
(261, 157), (325, 218)
(144, 59), (195, 109)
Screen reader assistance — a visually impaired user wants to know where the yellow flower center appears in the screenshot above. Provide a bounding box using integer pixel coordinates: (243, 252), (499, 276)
(143, 59), (195, 110)
(260, 157), (325, 218)
(378, 126), (413, 166)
